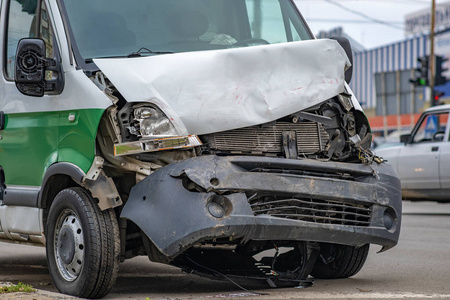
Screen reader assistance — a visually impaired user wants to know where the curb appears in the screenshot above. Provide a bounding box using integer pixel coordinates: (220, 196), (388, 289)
(0, 282), (79, 300)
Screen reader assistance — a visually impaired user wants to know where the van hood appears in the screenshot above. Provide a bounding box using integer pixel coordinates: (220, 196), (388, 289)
(94, 39), (350, 135)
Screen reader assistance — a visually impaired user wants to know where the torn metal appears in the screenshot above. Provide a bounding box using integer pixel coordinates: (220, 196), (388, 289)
(90, 34), (397, 289)
(121, 155), (401, 260)
(94, 39), (351, 135)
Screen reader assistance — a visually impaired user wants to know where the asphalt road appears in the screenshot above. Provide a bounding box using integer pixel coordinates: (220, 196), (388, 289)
(1, 200), (450, 300)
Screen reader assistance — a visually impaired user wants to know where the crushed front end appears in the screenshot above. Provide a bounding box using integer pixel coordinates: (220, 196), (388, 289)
(123, 154), (401, 254)
(119, 95), (401, 285)
(90, 38), (400, 286)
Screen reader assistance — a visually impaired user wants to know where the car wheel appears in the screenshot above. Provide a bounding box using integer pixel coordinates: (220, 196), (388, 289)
(46, 187), (119, 298)
(311, 243), (369, 279)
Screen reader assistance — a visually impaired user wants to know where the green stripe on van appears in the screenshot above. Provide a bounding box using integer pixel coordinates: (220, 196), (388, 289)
(0, 108), (105, 187)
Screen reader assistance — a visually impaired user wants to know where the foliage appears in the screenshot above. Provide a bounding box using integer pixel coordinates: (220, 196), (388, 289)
(0, 282), (36, 294)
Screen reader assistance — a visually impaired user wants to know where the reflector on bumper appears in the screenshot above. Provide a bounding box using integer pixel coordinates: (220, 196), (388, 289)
(114, 135), (202, 156)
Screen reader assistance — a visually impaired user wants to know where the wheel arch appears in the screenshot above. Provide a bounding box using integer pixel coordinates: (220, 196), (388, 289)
(39, 161), (124, 230)
(39, 162), (85, 227)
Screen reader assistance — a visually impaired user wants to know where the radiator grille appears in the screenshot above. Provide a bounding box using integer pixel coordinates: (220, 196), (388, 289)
(210, 122), (329, 155)
(250, 197), (372, 226)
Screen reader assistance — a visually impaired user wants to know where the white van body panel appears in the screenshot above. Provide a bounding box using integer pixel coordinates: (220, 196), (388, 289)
(0, 205), (43, 241)
(56, 69), (114, 111)
(95, 39), (350, 135)
(0, 70), (114, 114)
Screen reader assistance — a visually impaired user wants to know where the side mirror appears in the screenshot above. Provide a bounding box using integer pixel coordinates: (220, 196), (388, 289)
(433, 131), (445, 142)
(329, 36), (353, 84)
(15, 38), (64, 97)
(400, 134), (411, 144)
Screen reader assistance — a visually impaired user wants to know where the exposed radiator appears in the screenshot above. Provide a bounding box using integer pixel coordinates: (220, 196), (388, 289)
(209, 122), (329, 155)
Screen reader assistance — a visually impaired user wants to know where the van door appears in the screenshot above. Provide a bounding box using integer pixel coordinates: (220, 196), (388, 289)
(0, 0), (59, 206)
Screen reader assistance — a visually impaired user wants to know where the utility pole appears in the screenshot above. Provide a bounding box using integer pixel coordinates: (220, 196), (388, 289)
(429, 0), (436, 106)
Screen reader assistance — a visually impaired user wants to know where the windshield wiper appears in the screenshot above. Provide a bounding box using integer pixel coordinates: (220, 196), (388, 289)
(128, 47), (174, 57)
(84, 48), (174, 62)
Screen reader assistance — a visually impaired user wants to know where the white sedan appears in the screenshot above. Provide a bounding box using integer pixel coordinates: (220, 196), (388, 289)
(375, 104), (450, 202)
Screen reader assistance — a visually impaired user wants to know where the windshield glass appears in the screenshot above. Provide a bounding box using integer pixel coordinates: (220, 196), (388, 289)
(61, 0), (312, 60)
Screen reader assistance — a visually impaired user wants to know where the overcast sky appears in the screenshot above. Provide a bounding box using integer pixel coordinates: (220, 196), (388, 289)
(294, 0), (449, 49)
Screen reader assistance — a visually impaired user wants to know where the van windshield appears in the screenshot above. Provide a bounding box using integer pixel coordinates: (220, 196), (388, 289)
(60, 0), (312, 61)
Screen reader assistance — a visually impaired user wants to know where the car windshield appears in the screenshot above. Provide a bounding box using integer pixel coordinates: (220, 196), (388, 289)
(60, 0), (312, 61)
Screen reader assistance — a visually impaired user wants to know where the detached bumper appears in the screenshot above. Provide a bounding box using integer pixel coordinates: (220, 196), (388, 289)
(121, 155), (401, 259)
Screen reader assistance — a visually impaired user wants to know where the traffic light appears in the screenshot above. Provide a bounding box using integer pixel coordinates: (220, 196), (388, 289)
(410, 56), (429, 86)
(432, 89), (444, 106)
(435, 55), (449, 85)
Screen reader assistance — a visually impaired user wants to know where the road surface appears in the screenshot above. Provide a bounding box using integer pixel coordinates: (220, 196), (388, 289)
(1, 200), (449, 299)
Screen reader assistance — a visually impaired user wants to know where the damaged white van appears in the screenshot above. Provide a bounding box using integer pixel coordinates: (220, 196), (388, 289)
(0, 0), (401, 298)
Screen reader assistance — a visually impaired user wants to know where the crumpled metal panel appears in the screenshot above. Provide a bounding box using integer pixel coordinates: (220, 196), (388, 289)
(121, 155), (401, 258)
(95, 39), (350, 135)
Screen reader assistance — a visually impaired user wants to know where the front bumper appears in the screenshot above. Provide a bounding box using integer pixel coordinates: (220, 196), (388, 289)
(121, 155), (401, 259)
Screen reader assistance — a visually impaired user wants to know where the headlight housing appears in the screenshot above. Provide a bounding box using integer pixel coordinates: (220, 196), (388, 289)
(114, 104), (202, 156)
(130, 105), (178, 138)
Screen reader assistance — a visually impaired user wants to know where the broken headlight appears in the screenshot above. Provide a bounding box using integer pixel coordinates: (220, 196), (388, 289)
(130, 106), (178, 138)
(114, 104), (202, 157)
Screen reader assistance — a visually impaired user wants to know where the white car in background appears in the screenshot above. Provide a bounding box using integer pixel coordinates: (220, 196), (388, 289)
(376, 104), (450, 202)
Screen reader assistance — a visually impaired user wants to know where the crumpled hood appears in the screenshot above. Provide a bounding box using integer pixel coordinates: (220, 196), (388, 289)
(94, 39), (350, 135)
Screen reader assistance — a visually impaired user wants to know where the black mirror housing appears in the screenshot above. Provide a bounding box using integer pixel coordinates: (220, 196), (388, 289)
(400, 134), (411, 144)
(15, 38), (46, 97)
(15, 38), (64, 97)
(329, 36), (353, 84)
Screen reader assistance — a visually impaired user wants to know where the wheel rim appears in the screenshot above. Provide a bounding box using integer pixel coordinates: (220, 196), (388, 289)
(54, 209), (85, 282)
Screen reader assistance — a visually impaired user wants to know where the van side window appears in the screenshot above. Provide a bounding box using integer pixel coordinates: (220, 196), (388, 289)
(4, 0), (55, 80)
(4, 0), (38, 79)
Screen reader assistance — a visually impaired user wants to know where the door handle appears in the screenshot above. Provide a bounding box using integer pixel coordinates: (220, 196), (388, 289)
(432, 146), (439, 152)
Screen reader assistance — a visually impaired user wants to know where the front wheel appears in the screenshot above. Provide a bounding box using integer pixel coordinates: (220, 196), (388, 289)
(46, 187), (120, 298)
(311, 243), (369, 279)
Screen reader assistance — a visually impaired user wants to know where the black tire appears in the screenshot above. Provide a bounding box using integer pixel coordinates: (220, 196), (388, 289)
(311, 243), (369, 279)
(46, 187), (120, 298)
